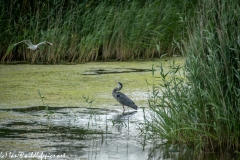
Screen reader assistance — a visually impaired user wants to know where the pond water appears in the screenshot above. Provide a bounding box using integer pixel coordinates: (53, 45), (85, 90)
(0, 58), (184, 108)
(0, 106), (184, 160)
(1, 58), (233, 160)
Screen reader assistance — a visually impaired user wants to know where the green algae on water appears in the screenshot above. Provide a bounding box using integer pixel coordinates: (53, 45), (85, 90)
(0, 57), (184, 109)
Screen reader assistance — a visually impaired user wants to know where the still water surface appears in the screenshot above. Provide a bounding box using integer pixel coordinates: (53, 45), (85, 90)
(0, 58), (231, 160)
(0, 106), (179, 160)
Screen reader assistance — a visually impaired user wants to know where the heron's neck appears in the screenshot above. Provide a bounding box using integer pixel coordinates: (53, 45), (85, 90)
(113, 86), (122, 93)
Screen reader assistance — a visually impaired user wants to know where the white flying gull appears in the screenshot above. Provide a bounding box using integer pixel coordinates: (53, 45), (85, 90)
(14, 40), (53, 51)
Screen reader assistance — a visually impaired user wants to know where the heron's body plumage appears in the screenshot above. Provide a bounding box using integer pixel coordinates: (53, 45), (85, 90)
(112, 82), (138, 111)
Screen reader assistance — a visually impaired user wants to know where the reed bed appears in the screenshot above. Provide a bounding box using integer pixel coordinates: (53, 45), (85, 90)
(0, 0), (195, 63)
(146, 0), (240, 155)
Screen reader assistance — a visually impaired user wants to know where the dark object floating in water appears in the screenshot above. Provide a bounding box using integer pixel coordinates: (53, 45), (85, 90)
(82, 68), (153, 75)
(0, 106), (80, 113)
(0, 106), (114, 114)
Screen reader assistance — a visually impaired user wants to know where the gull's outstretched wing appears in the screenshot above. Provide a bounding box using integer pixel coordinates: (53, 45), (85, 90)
(37, 41), (53, 47)
(14, 40), (33, 47)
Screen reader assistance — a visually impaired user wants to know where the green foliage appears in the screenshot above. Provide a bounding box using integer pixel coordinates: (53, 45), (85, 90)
(146, 0), (240, 154)
(0, 0), (196, 63)
(38, 91), (54, 121)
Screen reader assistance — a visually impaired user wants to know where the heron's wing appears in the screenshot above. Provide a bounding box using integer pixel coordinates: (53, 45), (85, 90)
(37, 41), (53, 46)
(14, 40), (33, 47)
(116, 92), (135, 106)
(116, 92), (138, 110)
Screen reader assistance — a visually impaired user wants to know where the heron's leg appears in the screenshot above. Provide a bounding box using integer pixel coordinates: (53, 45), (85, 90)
(122, 105), (125, 111)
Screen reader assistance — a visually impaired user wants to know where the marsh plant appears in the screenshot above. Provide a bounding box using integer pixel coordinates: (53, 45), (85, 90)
(0, 0), (196, 63)
(38, 91), (54, 120)
(82, 95), (99, 128)
(146, 0), (240, 156)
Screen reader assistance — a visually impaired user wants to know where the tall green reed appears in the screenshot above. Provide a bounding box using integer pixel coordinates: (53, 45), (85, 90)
(0, 0), (195, 63)
(146, 0), (239, 154)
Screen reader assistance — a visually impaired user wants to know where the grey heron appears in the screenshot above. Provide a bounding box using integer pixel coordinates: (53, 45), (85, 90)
(14, 40), (53, 51)
(112, 82), (138, 111)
